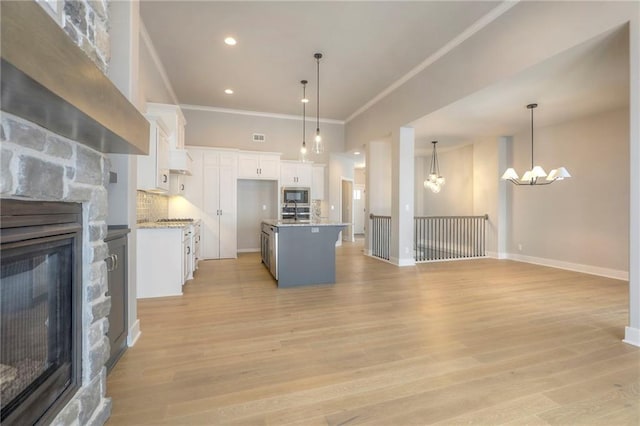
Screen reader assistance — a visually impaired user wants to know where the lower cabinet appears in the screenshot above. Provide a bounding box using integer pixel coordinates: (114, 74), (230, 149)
(137, 227), (189, 298)
(105, 227), (130, 373)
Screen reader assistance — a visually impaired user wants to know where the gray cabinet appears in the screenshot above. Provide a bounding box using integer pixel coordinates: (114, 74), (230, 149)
(105, 227), (130, 373)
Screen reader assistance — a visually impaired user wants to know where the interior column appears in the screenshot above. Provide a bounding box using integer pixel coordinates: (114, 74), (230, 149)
(390, 127), (416, 266)
(625, 15), (640, 347)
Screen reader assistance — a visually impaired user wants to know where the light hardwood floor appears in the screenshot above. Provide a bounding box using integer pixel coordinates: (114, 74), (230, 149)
(107, 241), (640, 425)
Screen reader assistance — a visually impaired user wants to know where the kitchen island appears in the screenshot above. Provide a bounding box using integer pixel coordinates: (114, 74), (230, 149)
(261, 219), (347, 287)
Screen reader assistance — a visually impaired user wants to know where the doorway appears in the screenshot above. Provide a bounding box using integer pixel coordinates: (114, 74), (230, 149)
(353, 184), (366, 236)
(341, 179), (354, 242)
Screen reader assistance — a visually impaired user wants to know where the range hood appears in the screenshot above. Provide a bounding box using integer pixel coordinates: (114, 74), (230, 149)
(1, 1), (149, 155)
(170, 150), (193, 175)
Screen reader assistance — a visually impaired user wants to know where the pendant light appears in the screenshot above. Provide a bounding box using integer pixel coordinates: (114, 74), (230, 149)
(312, 52), (324, 154)
(299, 80), (309, 162)
(501, 103), (571, 185)
(424, 141), (445, 193)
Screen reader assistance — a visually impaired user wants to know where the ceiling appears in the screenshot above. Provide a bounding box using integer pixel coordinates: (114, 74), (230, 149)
(140, 1), (500, 120)
(411, 24), (629, 154)
(140, 2), (629, 159)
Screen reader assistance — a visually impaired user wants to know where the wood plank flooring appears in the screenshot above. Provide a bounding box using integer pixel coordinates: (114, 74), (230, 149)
(106, 241), (639, 425)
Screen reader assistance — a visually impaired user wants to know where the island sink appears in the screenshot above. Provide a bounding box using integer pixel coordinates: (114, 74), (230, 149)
(261, 220), (346, 287)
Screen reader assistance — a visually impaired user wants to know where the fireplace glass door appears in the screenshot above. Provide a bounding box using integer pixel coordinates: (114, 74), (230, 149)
(1, 200), (82, 425)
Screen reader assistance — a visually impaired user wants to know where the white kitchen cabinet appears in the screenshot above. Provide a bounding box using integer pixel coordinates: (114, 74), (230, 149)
(237, 152), (280, 180)
(184, 148), (204, 206)
(137, 226), (189, 298)
(280, 160), (312, 187)
(170, 174), (186, 196)
(137, 116), (170, 192)
(146, 103), (187, 149)
(202, 150), (237, 259)
(312, 164), (325, 200)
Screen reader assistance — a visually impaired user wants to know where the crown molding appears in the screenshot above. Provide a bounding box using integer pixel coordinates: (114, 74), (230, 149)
(180, 104), (345, 125)
(345, 0), (520, 123)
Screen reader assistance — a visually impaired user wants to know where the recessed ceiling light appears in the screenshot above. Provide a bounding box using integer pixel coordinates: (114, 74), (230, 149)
(224, 37), (237, 46)
(224, 89), (234, 94)
(301, 98), (309, 103)
(354, 151), (361, 155)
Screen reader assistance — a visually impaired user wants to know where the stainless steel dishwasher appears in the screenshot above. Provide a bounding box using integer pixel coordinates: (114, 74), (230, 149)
(261, 223), (278, 279)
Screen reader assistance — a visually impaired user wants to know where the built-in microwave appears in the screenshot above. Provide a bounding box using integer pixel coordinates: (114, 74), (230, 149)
(281, 187), (311, 220)
(282, 187), (310, 205)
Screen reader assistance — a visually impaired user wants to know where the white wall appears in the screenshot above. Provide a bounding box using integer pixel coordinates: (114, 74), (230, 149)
(507, 107), (629, 275)
(182, 107), (344, 164)
(328, 154), (355, 222)
(237, 180), (279, 251)
(472, 137), (501, 256)
(366, 140), (392, 217)
(416, 144), (474, 216)
(138, 37), (175, 105)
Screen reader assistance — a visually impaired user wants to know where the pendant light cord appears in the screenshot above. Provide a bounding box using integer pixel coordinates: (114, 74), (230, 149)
(302, 81), (306, 146)
(527, 103), (537, 170)
(316, 55), (320, 134)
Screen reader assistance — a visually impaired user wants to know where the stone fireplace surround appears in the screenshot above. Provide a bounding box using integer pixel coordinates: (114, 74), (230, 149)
(1, 112), (112, 425)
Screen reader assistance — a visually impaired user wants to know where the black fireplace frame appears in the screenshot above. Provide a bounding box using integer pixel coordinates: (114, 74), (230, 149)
(0, 199), (83, 425)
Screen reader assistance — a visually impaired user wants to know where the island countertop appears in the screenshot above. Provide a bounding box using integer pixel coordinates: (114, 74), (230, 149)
(262, 219), (349, 228)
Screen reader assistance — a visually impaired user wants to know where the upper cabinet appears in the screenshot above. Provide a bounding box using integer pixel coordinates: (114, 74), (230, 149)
(137, 116), (170, 192)
(146, 103), (192, 174)
(312, 164), (325, 200)
(280, 161), (312, 187)
(237, 152), (280, 180)
(146, 103), (186, 149)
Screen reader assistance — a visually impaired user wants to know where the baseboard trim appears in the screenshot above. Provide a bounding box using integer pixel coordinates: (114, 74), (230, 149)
(623, 326), (640, 347)
(506, 253), (628, 281)
(390, 256), (416, 267)
(127, 319), (141, 347)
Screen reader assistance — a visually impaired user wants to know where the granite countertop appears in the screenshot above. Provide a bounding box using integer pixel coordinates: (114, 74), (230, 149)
(137, 222), (190, 229)
(262, 219), (348, 228)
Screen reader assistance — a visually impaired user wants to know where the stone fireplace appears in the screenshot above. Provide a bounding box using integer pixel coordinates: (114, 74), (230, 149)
(1, 113), (113, 425)
(1, 0), (148, 421)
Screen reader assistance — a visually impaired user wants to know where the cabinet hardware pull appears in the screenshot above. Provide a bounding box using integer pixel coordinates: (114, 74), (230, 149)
(113, 254), (118, 271)
(256, 168), (259, 175)
(180, 184), (185, 190)
(163, 174), (168, 183)
(187, 246), (191, 254)
(105, 254), (116, 272)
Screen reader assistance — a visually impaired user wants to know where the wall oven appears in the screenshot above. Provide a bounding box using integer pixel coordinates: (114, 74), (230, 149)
(281, 187), (310, 220)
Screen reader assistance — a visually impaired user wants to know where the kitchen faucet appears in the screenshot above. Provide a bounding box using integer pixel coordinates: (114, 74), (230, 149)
(285, 200), (298, 220)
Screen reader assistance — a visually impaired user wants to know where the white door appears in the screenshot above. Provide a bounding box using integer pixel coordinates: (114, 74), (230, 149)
(218, 165), (237, 258)
(341, 179), (354, 242)
(202, 165), (221, 259)
(353, 184), (366, 234)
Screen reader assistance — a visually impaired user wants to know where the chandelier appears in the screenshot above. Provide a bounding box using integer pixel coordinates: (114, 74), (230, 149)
(424, 141), (445, 193)
(501, 103), (571, 185)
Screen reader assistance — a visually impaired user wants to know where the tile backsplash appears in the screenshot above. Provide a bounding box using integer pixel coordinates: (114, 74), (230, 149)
(136, 190), (168, 222)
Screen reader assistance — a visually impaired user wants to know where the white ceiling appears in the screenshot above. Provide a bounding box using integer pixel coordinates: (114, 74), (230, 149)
(140, 2), (629, 159)
(140, 1), (500, 120)
(411, 25), (629, 154)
